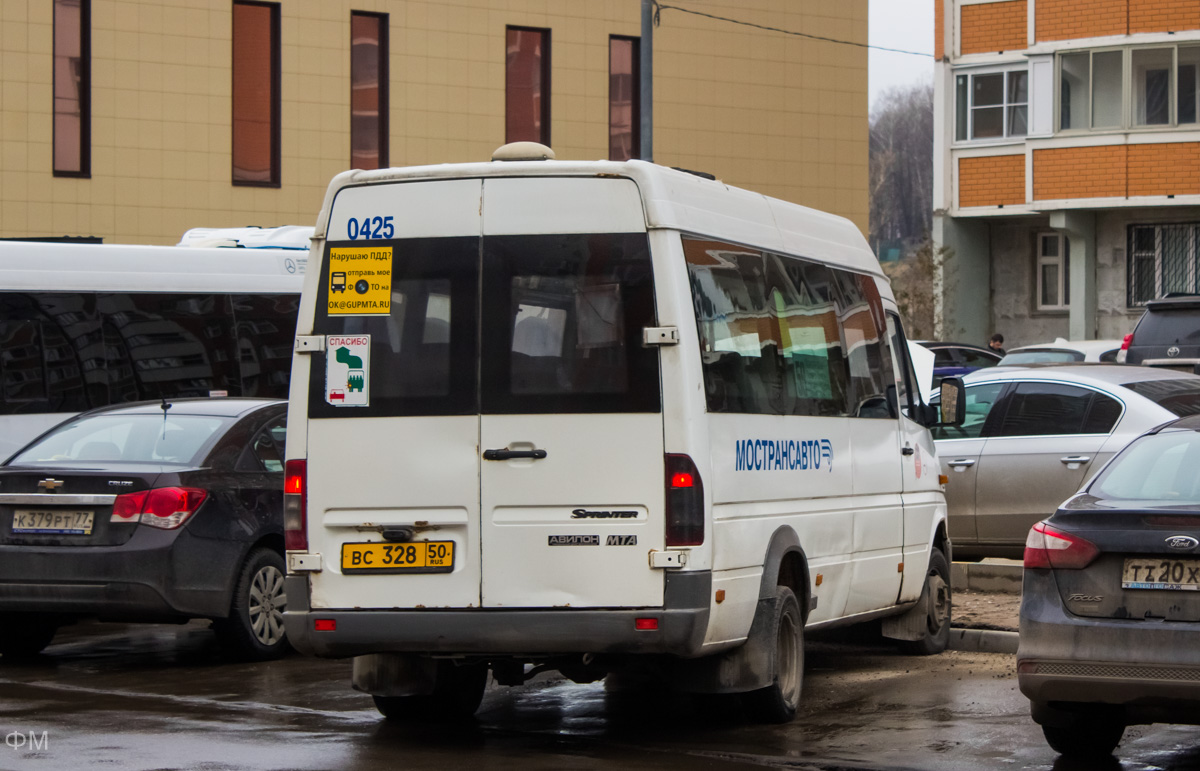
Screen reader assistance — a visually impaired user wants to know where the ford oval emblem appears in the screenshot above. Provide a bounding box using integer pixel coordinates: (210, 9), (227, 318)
(1166, 535), (1199, 550)
(1168, 346), (1181, 358)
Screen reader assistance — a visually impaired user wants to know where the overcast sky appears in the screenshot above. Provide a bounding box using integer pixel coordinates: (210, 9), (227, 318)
(868, 0), (935, 111)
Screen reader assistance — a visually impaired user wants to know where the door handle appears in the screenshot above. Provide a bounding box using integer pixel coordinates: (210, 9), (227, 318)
(483, 449), (548, 461)
(947, 459), (975, 469)
(1060, 455), (1091, 466)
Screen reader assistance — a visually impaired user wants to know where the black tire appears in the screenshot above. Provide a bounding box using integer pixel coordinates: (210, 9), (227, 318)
(743, 586), (804, 724)
(1043, 722), (1124, 757)
(373, 660), (488, 722)
(0, 614), (58, 659)
(898, 547), (952, 656)
(213, 548), (289, 661)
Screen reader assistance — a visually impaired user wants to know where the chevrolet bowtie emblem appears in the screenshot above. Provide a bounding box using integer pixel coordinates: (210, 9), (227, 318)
(37, 478), (65, 492)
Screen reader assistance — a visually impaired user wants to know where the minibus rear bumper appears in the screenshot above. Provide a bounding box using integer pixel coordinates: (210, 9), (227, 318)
(283, 570), (711, 658)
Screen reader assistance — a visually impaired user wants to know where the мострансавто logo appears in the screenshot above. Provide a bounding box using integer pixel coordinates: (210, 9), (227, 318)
(735, 439), (833, 472)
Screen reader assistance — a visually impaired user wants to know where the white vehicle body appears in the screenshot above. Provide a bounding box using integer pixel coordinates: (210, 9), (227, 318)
(1000, 338), (1124, 365)
(0, 239), (305, 459)
(282, 156), (953, 714)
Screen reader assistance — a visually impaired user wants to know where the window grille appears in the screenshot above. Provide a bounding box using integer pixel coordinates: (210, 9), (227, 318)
(1128, 224), (1200, 306)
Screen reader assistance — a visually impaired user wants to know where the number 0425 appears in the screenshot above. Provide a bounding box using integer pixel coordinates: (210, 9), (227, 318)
(346, 216), (394, 241)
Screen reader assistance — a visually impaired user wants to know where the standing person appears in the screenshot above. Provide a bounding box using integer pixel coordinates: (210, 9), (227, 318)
(988, 333), (1006, 356)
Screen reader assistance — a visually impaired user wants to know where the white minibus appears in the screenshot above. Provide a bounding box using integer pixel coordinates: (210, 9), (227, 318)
(0, 235), (305, 458)
(283, 145), (963, 723)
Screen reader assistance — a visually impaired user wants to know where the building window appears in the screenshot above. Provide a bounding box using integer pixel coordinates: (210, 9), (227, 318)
(1060, 46), (1200, 132)
(232, 1), (281, 186)
(350, 12), (388, 170)
(1128, 224), (1200, 306)
(1037, 232), (1069, 311)
(609, 36), (639, 161)
(954, 70), (1027, 141)
(53, 0), (90, 177)
(505, 26), (550, 145)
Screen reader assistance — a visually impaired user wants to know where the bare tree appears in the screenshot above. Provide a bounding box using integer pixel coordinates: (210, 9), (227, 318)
(869, 83), (933, 253)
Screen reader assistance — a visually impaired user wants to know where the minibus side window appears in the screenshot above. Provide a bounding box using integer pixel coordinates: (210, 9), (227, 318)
(885, 312), (920, 419)
(683, 237), (851, 417)
(833, 272), (895, 419)
(480, 232), (660, 415)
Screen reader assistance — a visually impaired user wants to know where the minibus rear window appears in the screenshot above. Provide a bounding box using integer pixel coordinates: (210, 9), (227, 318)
(308, 237), (478, 418)
(480, 232), (661, 414)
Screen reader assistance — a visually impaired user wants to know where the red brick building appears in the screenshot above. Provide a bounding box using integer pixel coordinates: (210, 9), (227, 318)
(933, 0), (1200, 345)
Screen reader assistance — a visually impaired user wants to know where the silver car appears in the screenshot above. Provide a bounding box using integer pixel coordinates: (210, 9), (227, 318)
(933, 365), (1200, 559)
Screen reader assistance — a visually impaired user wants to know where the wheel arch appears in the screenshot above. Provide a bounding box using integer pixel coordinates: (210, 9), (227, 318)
(758, 526), (811, 622)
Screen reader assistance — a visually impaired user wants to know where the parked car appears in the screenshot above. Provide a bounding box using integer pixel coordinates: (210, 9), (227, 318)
(999, 338), (1124, 365)
(1119, 295), (1200, 372)
(1018, 414), (1200, 758)
(932, 365), (1200, 560)
(915, 341), (1003, 382)
(0, 398), (288, 660)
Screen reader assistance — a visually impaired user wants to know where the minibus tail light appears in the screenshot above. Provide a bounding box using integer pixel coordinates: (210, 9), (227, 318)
(1024, 520), (1098, 570)
(665, 454), (704, 547)
(285, 459), (308, 551)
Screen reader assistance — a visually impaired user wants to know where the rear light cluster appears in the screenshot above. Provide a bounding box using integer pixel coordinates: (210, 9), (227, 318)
(665, 454), (704, 547)
(1024, 520), (1099, 570)
(284, 459), (308, 551)
(110, 487), (207, 530)
(1120, 333), (1134, 351)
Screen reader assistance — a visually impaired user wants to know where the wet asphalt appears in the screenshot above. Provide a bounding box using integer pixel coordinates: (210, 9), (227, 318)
(1, 621), (1199, 771)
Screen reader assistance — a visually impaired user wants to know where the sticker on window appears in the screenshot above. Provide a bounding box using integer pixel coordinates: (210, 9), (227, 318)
(327, 247), (392, 316)
(326, 335), (370, 406)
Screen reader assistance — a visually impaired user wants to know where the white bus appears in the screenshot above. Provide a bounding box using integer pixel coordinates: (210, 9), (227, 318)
(282, 145), (963, 723)
(0, 234), (306, 458)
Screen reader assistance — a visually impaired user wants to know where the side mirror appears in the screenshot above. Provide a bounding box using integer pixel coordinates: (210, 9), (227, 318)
(938, 377), (966, 426)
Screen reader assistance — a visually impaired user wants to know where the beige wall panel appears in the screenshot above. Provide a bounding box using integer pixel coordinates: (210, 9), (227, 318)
(1, 0), (867, 243)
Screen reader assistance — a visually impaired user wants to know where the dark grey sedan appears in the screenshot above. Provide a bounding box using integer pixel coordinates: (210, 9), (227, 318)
(1018, 414), (1200, 758)
(0, 398), (288, 660)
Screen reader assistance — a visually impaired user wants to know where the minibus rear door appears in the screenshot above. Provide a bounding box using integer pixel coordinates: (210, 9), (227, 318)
(476, 177), (666, 609)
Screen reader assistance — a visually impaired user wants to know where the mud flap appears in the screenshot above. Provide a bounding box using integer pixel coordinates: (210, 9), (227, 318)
(668, 596), (777, 694)
(352, 653), (438, 697)
(881, 594), (927, 642)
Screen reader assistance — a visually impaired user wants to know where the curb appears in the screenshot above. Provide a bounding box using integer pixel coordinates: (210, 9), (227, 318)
(951, 561), (1023, 594)
(948, 627), (1019, 654)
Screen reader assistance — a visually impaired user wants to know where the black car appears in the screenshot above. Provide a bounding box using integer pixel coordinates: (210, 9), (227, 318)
(916, 341), (1002, 382)
(0, 398), (288, 660)
(1018, 414), (1200, 758)
(1120, 295), (1200, 372)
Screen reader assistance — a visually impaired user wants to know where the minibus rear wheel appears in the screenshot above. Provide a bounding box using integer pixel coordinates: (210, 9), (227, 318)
(743, 586), (804, 723)
(373, 660), (488, 722)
